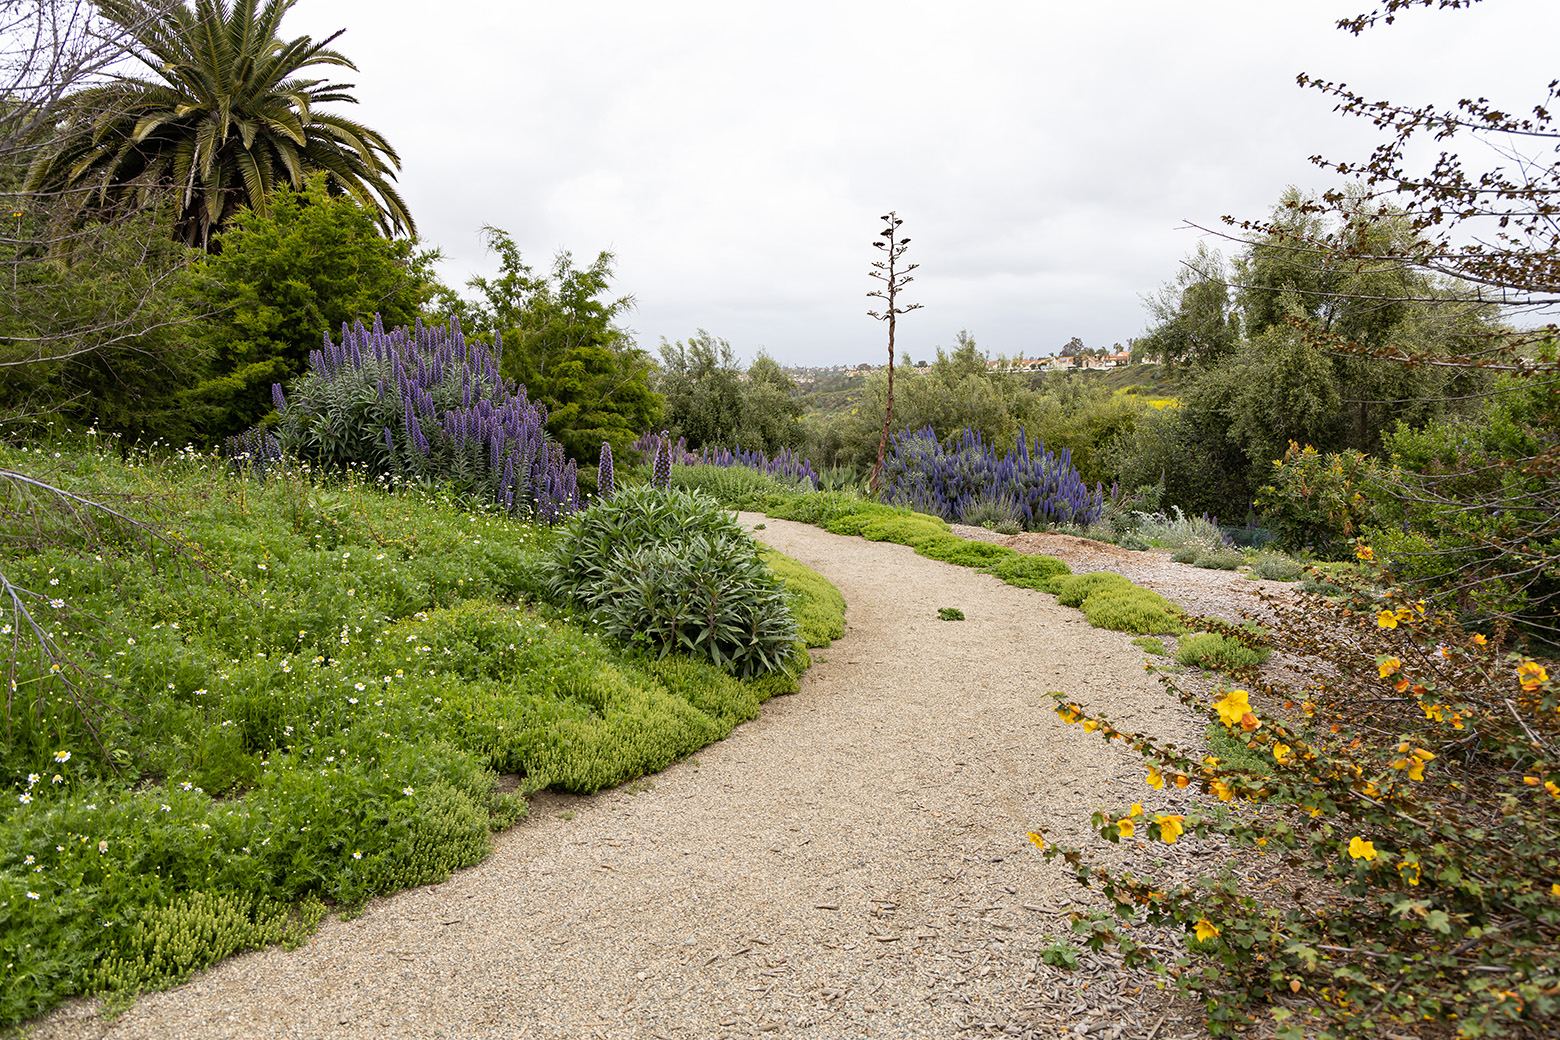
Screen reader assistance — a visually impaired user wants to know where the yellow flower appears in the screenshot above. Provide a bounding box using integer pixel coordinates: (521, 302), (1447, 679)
(1398, 860), (1421, 886)
(1128, 802), (1144, 818)
(1193, 919), (1221, 940)
(1117, 817), (1135, 838)
(1026, 831), (1045, 849)
(1213, 689), (1252, 727)
(1517, 661), (1548, 692)
(1354, 545), (1374, 562)
(1422, 703), (1446, 723)
(1210, 779), (1234, 802)
(1348, 836), (1377, 861)
(1155, 814), (1185, 844)
(1377, 610), (1399, 630)
(1378, 656), (1403, 679)
(1082, 719), (1100, 733)
(1145, 765), (1165, 790)
(1406, 748), (1434, 782)
(1472, 633), (1488, 646)
(1057, 706), (1081, 724)
(1545, 781), (1559, 799)
(1552, 882), (1560, 898)
(1273, 743), (1293, 765)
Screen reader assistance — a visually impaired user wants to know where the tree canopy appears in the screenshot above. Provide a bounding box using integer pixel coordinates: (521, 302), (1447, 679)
(24, 0), (411, 250)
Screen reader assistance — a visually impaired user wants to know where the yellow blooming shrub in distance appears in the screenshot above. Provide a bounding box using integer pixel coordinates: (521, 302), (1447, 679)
(1040, 550), (1560, 1039)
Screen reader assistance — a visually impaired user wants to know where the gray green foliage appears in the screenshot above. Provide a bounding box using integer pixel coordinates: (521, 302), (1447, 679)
(656, 331), (803, 453)
(1174, 631), (1272, 672)
(543, 486), (798, 678)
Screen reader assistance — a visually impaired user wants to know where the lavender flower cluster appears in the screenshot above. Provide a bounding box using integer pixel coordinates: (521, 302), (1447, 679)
(651, 431), (673, 490)
(883, 425), (1104, 529)
(627, 430), (820, 488)
(695, 444), (818, 488)
(267, 315), (579, 521)
(597, 441), (615, 502)
(223, 427), (283, 478)
(630, 429), (699, 468)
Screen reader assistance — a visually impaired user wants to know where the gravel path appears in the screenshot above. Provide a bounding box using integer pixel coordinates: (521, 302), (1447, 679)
(35, 516), (1218, 1040)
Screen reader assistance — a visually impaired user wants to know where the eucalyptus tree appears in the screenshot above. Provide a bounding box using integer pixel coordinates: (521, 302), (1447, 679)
(25, 0), (411, 250)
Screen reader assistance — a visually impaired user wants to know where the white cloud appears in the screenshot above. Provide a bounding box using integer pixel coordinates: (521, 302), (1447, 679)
(291, 0), (1560, 364)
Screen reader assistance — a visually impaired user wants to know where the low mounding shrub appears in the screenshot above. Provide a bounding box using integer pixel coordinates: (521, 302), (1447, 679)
(1082, 589), (1187, 635)
(766, 490), (874, 527)
(265, 316), (579, 520)
(543, 486), (798, 678)
(915, 536), (1016, 568)
(1192, 547), (1244, 571)
(670, 463), (789, 508)
(882, 425), (1105, 530)
(1053, 572), (1185, 634)
(983, 553), (1072, 591)
(1137, 506), (1232, 552)
(1174, 631), (1271, 671)
(1248, 553), (1304, 582)
(1053, 571), (1136, 608)
(859, 513), (950, 547)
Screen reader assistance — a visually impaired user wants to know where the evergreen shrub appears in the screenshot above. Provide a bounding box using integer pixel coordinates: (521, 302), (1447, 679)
(1174, 631), (1272, 671)
(265, 316), (579, 520)
(543, 486), (798, 678)
(915, 537), (1015, 568)
(983, 553), (1072, 591)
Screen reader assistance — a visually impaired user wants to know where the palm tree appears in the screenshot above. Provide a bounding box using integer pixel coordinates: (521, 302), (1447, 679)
(24, 0), (413, 250)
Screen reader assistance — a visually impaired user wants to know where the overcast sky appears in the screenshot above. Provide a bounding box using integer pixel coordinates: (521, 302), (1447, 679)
(288, 0), (1559, 367)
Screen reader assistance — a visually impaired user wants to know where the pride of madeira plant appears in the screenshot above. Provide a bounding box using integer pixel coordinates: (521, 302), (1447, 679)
(1032, 542), (1560, 1039)
(262, 315), (579, 521)
(883, 425), (1105, 530)
(542, 485), (798, 679)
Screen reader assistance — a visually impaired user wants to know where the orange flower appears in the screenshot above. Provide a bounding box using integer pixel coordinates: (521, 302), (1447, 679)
(1155, 814), (1186, 844)
(1348, 836), (1377, 861)
(1239, 712), (1262, 733)
(1213, 689), (1252, 727)
(1174, 773), (1190, 789)
(1517, 661), (1548, 692)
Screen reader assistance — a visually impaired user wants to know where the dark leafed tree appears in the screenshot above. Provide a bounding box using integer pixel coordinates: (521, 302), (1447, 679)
(1216, 0), (1560, 635)
(24, 0), (412, 251)
(867, 211), (922, 493)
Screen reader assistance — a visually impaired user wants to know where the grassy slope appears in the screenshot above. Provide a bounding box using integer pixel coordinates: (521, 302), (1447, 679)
(0, 445), (844, 1024)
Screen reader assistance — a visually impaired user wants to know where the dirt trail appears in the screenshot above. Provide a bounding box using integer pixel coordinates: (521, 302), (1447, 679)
(36, 516), (1213, 1040)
